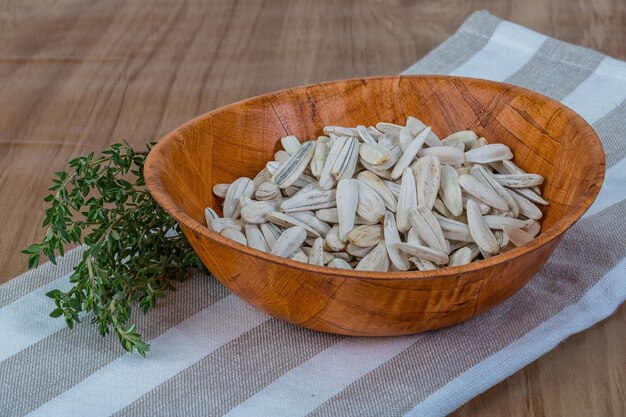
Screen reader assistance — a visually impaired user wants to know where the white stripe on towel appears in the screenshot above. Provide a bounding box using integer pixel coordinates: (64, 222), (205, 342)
(451, 21), (547, 81)
(0, 273), (73, 362)
(26, 295), (270, 417)
(404, 256), (626, 417)
(561, 57), (626, 124)
(223, 336), (420, 417)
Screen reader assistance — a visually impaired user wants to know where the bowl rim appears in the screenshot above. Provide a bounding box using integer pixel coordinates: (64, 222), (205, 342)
(145, 74), (605, 281)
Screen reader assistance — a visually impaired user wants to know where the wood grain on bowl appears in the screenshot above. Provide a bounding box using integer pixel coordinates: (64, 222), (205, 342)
(145, 75), (604, 336)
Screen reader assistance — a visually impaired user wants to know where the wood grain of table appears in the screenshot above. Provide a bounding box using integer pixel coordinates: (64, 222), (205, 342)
(0, 1), (624, 416)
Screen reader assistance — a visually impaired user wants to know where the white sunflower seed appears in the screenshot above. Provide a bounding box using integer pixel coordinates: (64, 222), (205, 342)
(466, 199), (499, 255)
(327, 258), (353, 269)
(345, 242), (375, 258)
(223, 177), (254, 218)
(465, 143), (513, 163)
(458, 173), (509, 211)
(282, 186), (299, 197)
(289, 210), (331, 237)
(281, 188), (337, 212)
(337, 178), (359, 241)
(443, 130), (478, 147)
(271, 226), (307, 258)
(498, 160), (543, 195)
(360, 159), (393, 179)
(280, 135), (302, 155)
(244, 224), (269, 252)
(367, 126), (383, 138)
(494, 229), (509, 248)
(391, 127), (430, 179)
(252, 169), (271, 191)
(357, 171), (398, 212)
(397, 167), (417, 232)
(405, 116), (426, 135)
(415, 155), (441, 211)
(470, 164), (518, 217)
(210, 217), (243, 233)
(239, 196), (254, 209)
(502, 224), (534, 247)
(308, 237), (325, 265)
(455, 166), (472, 176)
(399, 126), (414, 152)
(319, 136), (348, 190)
(326, 224), (347, 251)
(408, 257), (438, 271)
(375, 122), (403, 134)
(240, 199), (284, 224)
(482, 215), (534, 230)
(266, 161), (281, 175)
(355, 241), (390, 271)
(221, 227), (247, 245)
(508, 189), (543, 220)
(406, 117), (442, 147)
(449, 246), (472, 266)
(359, 143), (392, 165)
(466, 243), (481, 260)
(212, 183), (229, 198)
(417, 146), (465, 165)
(377, 133), (398, 149)
(314, 208), (373, 225)
(274, 150), (291, 163)
(512, 187), (550, 205)
(445, 139), (467, 151)
(255, 181), (280, 200)
(383, 180), (401, 198)
(206, 123), (544, 272)
(324, 126), (359, 137)
(204, 208), (219, 226)
(435, 213), (473, 242)
(330, 252), (352, 262)
(394, 243), (449, 264)
(433, 198), (455, 218)
(408, 206), (448, 253)
(383, 211), (410, 270)
(449, 241), (470, 252)
(259, 222), (282, 249)
(291, 173), (316, 189)
(525, 220), (541, 237)
(272, 141), (316, 188)
(356, 180), (386, 223)
(406, 227), (424, 246)
(348, 224), (384, 247)
(331, 137), (359, 181)
(492, 173), (544, 188)
(439, 165), (463, 216)
(356, 125), (377, 145)
(317, 135), (331, 144)
(461, 193), (491, 215)
(470, 137), (488, 149)
(310, 141), (329, 178)
(425, 130), (443, 147)
(266, 212), (321, 238)
(290, 249), (309, 263)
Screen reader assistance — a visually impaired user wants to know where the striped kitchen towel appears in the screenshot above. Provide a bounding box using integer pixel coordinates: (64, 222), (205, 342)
(1, 11), (625, 417)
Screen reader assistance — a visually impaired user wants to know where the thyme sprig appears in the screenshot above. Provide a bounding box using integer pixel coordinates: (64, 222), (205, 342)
(22, 143), (202, 356)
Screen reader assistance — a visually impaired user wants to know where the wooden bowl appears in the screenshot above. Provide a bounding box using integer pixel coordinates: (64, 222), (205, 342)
(145, 76), (604, 336)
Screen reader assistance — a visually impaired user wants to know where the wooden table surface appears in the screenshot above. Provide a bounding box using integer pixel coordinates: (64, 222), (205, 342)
(1, 1), (624, 415)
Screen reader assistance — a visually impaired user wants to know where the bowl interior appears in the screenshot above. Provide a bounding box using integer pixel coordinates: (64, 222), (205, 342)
(148, 75), (604, 270)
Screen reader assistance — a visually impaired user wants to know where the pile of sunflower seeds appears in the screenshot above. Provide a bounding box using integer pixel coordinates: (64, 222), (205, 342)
(204, 117), (548, 271)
